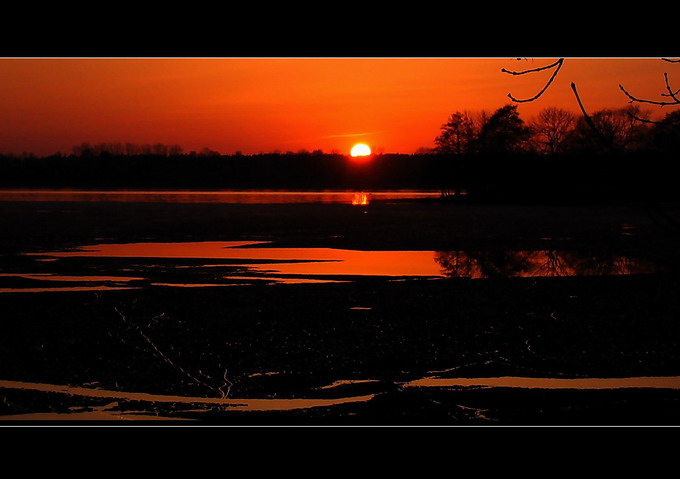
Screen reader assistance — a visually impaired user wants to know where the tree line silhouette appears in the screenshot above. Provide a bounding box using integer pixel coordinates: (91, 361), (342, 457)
(433, 104), (679, 156)
(0, 104), (678, 202)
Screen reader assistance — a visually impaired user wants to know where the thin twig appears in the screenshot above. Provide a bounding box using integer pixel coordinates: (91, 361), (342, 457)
(662, 58), (680, 63)
(504, 58), (564, 103)
(218, 369), (233, 399)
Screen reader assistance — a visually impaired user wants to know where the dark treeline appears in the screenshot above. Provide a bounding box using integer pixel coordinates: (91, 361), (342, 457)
(0, 104), (679, 203)
(435, 151), (679, 203)
(433, 105), (680, 157)
(0, 148), (446, 191)
(1, 149), (678, 203)
(430, 103), (680, 202)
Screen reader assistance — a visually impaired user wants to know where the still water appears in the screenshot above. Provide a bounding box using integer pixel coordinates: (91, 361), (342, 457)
(0, 189), (440, 204)
(0, 241), (656, 292)
(4, 374), (680, 421)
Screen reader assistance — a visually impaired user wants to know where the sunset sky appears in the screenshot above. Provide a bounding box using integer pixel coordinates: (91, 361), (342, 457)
(0, 57), (676, 157)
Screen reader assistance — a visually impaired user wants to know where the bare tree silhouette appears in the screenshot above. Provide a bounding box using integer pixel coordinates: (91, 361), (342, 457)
(530, 107), (575, 154)
(502, 58), (565, 103)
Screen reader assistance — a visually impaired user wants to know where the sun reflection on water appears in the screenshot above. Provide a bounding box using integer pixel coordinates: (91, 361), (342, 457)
(351, 192), (369, 206)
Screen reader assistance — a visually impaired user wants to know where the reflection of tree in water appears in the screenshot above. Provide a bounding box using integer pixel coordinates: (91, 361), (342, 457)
(434, 251), (479, 278)
(561, 251), (656, 277)
(470, 251), (534, 278)
(435, 250), (535, 278)
(435, 250), (655, 278)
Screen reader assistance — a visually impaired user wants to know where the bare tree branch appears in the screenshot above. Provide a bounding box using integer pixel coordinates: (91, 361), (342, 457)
(623, 106), (680, 125)
(571, 82), (617, 153)
(619, 58), (680, 125)
(624, 112), (662, 124)
(502, 58), (563, 76)
(661, 72), (680, 102)
(618, 59), (680, 124)
(503, 58), (564, 103)
(619, 82), (680, 107)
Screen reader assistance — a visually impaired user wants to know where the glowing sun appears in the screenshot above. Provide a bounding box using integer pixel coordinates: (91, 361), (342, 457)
(350, 143), (372, 157)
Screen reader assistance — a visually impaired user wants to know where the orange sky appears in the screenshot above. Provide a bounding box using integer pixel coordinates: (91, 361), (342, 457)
(0, 57), (675, 156)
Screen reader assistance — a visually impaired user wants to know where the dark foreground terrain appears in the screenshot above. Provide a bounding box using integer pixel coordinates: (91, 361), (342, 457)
(1, 197), (680, 425)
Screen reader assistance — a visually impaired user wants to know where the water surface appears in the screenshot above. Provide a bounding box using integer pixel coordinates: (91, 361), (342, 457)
(0, 241), (657, 292)
(0, 189), (440, 204)
(403, 376), (680, 390)
(0, 379), (375, 420)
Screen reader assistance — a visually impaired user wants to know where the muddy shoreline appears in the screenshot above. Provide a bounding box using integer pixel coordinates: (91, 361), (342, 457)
(2, 198), (680, 425)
